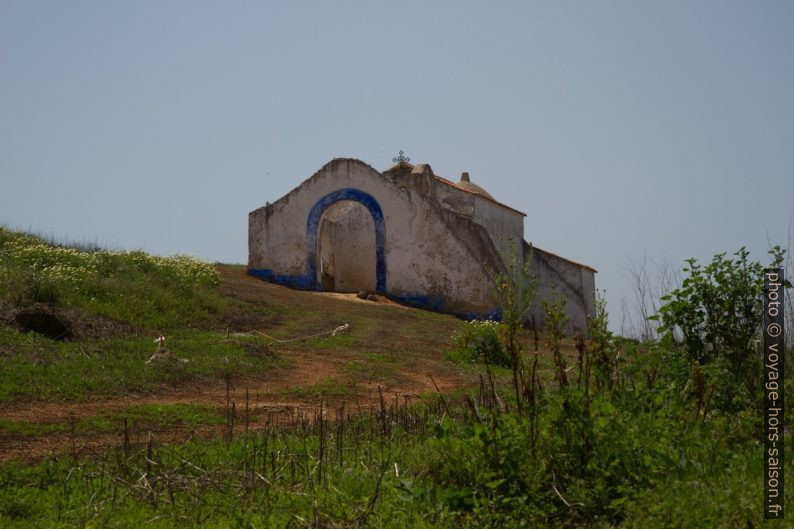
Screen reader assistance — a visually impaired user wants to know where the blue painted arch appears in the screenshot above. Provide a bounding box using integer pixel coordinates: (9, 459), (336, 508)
(306, 188), (387, 292)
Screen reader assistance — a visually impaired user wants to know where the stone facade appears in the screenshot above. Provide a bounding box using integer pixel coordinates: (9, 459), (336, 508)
(248, 157), (596, 334)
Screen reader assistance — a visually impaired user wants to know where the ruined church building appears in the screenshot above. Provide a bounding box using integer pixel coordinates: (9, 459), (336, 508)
(248, 155), (596, 334)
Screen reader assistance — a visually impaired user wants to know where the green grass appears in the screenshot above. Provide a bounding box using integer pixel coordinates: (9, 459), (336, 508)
(108, 403), (227, 427)
(0, 227), (461, 403)
(343, 354), (399, 383)
(4, 226), (788, 527)
(306, 332), (357, 349)
(364, 351), (399, 364)
(280, 377), (359, 399)
(0, 325), (282, 403)
(0, 384), (790, 528)
(0, 404), (226, 437)
(0, 228), (294, 402)
(0, 227), (293, 332)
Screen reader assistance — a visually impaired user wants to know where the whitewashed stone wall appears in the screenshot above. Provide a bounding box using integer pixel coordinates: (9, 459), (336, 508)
(248, 158), (596, 332)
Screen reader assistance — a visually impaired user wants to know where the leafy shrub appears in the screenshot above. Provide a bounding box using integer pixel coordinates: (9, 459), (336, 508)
(423, 414), (549, 525)
(543, 294), (569, 387)
(451, 320), (510, 367)
(650, 247), (789, 412)
(490, 239), (537, 407)
(588, 291), (618, 390)
(652, 247), (785, 367)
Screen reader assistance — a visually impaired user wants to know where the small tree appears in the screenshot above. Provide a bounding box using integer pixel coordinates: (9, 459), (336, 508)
(542, 294), (569, 388)
(652, 247), (786, 367)
(452, 320), (510, 367)
(490, 239), (537, 412)
(588, 291), (617, 391)
(650, 246), (789, 411)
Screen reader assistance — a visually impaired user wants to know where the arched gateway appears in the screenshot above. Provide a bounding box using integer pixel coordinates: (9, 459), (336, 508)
(248, 157), (597, 334)
(306, 188), (386, 292)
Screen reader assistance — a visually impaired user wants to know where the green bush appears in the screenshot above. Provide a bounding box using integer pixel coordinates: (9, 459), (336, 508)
(650, 247), (789, 413)
(423, 413), (549, 525)
(451, 320), (510, 367)
(652, 247), (786, 367)
(543, 294), (569, 387)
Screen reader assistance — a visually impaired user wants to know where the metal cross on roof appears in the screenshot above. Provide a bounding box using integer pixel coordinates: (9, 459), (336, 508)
(392, 150), (410, 164)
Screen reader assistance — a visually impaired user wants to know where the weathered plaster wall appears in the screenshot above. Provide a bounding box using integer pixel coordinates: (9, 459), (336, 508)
(471, 194), (525, 258)
(432, 179), (524, 258)
(435, 181), (475, 218)
(248, 158), (596, 332)
(248, 158), (505, 317)
(525, 242), (597, 336)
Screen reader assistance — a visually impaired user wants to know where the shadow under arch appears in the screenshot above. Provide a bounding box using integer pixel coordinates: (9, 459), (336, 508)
(306, 188), (386, 292)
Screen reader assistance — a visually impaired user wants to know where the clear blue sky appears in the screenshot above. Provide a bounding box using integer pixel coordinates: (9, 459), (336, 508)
(2, 2), (793, 329)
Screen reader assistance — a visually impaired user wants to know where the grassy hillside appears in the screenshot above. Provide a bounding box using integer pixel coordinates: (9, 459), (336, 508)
(0, 228), (467, 403)
(0, 228), (791, 528)
(0, 228), (285, 401)
(0, 228), (474, 462)
(0, 227), (285, 331)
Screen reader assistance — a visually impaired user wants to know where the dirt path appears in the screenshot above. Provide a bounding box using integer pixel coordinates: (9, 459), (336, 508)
(0, 349), (469, 425)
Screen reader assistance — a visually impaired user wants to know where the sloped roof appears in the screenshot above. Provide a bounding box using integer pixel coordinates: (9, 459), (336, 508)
(384, 161), (526, 216)
(530, 244), (598, 273)
(455, 180), (493, 199)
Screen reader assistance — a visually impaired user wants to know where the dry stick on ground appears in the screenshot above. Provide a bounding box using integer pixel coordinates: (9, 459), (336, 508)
(248, 323), (350, 343)
(548, 470), (585, 523)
